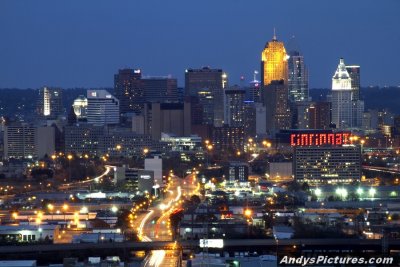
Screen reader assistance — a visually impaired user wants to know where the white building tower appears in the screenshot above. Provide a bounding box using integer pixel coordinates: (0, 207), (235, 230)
(87, 90), (119, 126)
(331, 58), (354, 129)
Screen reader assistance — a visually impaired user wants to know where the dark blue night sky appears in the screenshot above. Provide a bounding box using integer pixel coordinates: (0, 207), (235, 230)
(0, 0), (399, 88)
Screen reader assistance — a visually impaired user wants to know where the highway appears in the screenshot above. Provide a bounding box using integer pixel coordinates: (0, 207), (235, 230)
(58, 165), (114, 190)
(363, 165), (400, 175)
(136, 173), (198, 267)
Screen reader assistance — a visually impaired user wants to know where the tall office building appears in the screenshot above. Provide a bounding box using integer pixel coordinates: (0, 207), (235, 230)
(331, 58), (353, 129)
(185, 67), (227, 96)
(212, 125), (244, 152)
(142, 77), (178, 103)
(294, 101), (331, 130)
(36, 87), (64, 119)
(263, 80), (291, 136)
(224, 86), (245, 127)
(243, 102), (257, 138)
(142, 102), (191, 140)
(331, 58), (364, 129)
(309, 102), (331, 130)
(87, 90), (120, 126)
(346, 65), (360, 101)
(64, 124), (105, 156)
(247, 79), (262, 102)
(4, 123), (55, 159)
(293, 135), (361, 186)
(261, 32), (288, 87)
(185, 67), (228, 127)
(114, 69), (144, 114)
(288, 50), (309, 102)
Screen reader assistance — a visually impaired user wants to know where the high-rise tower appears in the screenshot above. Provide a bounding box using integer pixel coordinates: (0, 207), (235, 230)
(331, 58), (355, 129)
(36, 87), (64, 120)
(185, 67), (228, 127)
(263, 80), (291, 135)
(346, 65), (361, 101)
(224, 86), (245, 127)
(261, 31), (288, 87)
(288, 50), (309, 102)
(87, 90), (120, 126)
(114, 69), (143, 114)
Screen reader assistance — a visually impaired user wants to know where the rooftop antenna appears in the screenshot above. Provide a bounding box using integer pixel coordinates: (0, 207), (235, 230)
(273, 27), (277, 41)
(253, 70), (259, 81)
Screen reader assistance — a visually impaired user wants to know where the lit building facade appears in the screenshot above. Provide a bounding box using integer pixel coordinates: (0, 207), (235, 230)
(288, 50), (309, 102)
(185, 67), (228, 127)
(294, 101), (331, 130)
(308, 102), (331, 130)
(114, 166), (154, 194)
(4, 123), (55, 159)
(247, 80), (262, 102)
(142, 102), (191, 140)
(114, 68), (143, 114)
(212, 125), (244, 152)
(346, 65), (360, 101)
(36, 87), (64, 120)
(263, 80), (291, 136)
(261, 33), (288, 87)
(224, 86), (245, 127)
(331, 58), (364, 129)
(292, 131), (361, 186)
(225, 162), (249, 183)
(64, 124), (105, 156)
(87, 90), (120, 126)
(64, 124), (168, 157)
(72, 95), (88, 120)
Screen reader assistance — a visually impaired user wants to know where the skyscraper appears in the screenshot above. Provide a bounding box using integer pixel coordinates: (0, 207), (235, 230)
(185, 67), (228, 127)
(263, 80), (291, 135)
(247, 71), (262, 102)
(224, 86), (245, 127)
(331, 58), (364, 129)
(114, 69), (143, 114)
(288, 50), (309, 102)
(142, 76), (178, 103)
(331, 58), (353, 129)
(261, 32), (288, 87)
(87, 90), (120, 126)
(185, 67), (227, 97)
(346, 65), (360, 101)
(142, 102), (191, 140)
(36, 87), (64, 120)
(308, 102), (331, 130)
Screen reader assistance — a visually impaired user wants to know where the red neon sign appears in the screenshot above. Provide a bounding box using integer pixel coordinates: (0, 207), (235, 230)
(290, 132), (351, 147)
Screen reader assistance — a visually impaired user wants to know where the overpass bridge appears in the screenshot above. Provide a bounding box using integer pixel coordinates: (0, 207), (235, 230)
(0, 238), (398, 255)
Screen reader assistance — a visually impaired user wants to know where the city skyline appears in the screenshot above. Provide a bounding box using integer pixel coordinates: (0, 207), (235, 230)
(0, 0), (399, 88)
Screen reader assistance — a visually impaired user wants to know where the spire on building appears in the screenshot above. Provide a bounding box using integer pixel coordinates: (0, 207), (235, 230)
(333, 57), (351, 81)
(273, 27), (277, 41)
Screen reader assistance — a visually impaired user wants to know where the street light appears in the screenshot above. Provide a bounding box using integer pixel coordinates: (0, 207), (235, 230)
(314, 188), (322, 198)
(67, 155), (73, 182)
(47, 204), (54, 211)
(357, 188), (363, 197)
(244, 209), (252, 217)
(336, 188), (348, 200)
(369, 188), (377, 198)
